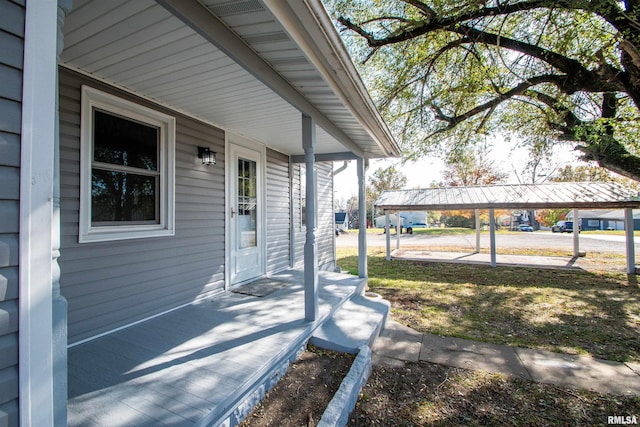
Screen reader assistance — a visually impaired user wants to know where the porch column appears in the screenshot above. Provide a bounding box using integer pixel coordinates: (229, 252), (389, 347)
(302, 114), (318, 321)
(625, 208), (636, 274)
(475, 209), (481, 253)
(53, 2), (72, 425)
(573, 208), (580, 258)
(19, 1), (71, 425)
(357, 157), (367, 278)
(489, 208), (496, 267)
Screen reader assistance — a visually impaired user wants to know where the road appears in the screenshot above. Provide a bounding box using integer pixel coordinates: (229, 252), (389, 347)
(336, 230), (639, 254)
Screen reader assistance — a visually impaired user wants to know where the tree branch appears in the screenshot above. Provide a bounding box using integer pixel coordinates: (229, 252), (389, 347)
(340, 6), (626, 95)
(399, 0), (436, 19)
(339, 0), (624, 47)
(433, 74), (574, 129)
(454, 24), (625, 93)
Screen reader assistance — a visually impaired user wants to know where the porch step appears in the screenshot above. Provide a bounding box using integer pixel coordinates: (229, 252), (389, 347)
(310, 293), (390, 354)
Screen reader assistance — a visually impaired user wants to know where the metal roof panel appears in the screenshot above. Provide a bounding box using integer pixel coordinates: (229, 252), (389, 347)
(375, 183), (640, 210)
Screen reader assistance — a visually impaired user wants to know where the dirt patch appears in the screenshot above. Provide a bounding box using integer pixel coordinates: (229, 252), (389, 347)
(239, 350), (640, 426)
(348, 361), (640, 426)
(240, 345), (355, 427)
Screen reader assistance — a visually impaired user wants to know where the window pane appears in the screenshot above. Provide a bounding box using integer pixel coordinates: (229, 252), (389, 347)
(94, 109), (159, 171)
(237, 158), (257, 249)
(92, 169), (158, 223)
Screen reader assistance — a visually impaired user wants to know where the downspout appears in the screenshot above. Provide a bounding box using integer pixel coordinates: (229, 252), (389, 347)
(357, 158), (367, 278)
(333, 160), (349, 176)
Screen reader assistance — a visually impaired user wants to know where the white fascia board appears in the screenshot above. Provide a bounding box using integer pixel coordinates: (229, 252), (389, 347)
(263, 0), (400, 158)
(19, 0), (58, 425)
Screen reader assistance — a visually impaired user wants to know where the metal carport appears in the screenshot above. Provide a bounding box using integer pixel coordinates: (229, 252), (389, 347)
(375, 182), (640, 274)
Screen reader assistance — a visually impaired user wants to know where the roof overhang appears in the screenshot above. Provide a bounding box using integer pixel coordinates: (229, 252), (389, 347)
(375, 182), (640, 211)
(60, 0), (400, 159)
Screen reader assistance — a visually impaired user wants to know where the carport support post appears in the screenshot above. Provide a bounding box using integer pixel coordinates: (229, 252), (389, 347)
(302, 114), (318, 321)
(357, 157), (367, 278)
(573, 208), (580, 258)
(385, 210), (391, 261)
(475, 209), (481, 253)
(396, 211), (401, 249)
(625, 208), (636, 274)
(489, 208), (496, 267)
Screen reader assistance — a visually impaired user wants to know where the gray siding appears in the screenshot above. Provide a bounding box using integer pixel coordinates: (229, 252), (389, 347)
(317, 162), (335, 270)
(266, 149), (291, 274)
(59, 68), (226, 343)
(0, 0), (23, 424)
(292, 162), (335, 271)
(316, 162), (335, 270)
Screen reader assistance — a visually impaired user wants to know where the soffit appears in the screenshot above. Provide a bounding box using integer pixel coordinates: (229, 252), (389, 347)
(375, 183), (640, 211)
(59, 0), (393, 157)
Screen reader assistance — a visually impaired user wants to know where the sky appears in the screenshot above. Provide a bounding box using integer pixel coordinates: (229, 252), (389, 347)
(333, 139), (582, 203)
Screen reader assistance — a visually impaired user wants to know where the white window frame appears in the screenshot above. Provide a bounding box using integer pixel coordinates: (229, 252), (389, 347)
(79, 85), (175, 243)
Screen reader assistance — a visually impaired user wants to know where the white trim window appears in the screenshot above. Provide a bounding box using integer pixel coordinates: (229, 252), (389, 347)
(79, 86), (175, 243)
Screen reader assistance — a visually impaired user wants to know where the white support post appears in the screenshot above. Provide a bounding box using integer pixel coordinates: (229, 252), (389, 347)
(625, 208), (636, 274)
(302, 114), (318, 321)
(489, 208), (497, 267)
(53, 3), (72, 424)
(475, 209), (481, 253)
(385, 210), (391, 261)
(396, 211), (401, 249)
(573, 208), (580, 258)
(357, 157), (367, 278)
(20, 1), (69, 425)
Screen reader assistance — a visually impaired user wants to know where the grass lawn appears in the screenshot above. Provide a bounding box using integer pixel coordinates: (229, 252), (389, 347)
(337, 247), (640, 363)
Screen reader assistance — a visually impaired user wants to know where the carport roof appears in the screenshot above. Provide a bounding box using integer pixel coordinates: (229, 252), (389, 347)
(375, 182), (640, 211)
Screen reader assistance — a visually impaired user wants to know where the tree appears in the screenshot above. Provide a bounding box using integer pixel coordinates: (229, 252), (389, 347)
(551, 164), (640, 190)
(441, 143), (508, 186)
(367, 165), (408, 224)
(537, 164), (640, 225)
(537, 208), (569, 227)
(329, 0), (640, 181)
(345, 195), (359, 228)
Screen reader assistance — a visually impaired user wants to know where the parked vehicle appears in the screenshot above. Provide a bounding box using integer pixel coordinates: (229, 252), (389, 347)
(517, 224), (533, 232)
(551, 220), (580, 233)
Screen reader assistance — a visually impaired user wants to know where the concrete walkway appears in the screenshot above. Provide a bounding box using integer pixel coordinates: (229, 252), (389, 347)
(391, 249), (581, 269)
(373, 320), (640, 396)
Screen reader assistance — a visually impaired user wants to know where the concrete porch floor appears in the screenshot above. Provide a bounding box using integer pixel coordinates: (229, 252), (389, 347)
(67, 270), (366, 426)
(391, 249), (582, 269)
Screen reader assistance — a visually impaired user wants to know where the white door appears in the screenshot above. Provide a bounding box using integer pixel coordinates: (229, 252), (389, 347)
(229, 143), (264, 285)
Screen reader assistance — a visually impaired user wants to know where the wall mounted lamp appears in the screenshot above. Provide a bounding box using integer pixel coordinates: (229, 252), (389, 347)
(197, 146), (216, 165)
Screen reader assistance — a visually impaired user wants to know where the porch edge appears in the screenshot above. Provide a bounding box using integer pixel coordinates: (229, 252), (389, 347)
(318, 345), (372, 427)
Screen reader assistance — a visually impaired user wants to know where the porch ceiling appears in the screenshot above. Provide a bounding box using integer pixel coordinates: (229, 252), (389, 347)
(60, 0), (398, 158)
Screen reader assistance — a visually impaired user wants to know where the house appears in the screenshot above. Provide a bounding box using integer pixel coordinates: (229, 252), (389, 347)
(2, 0), (399, 425)
(566, 209), (640, 231)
